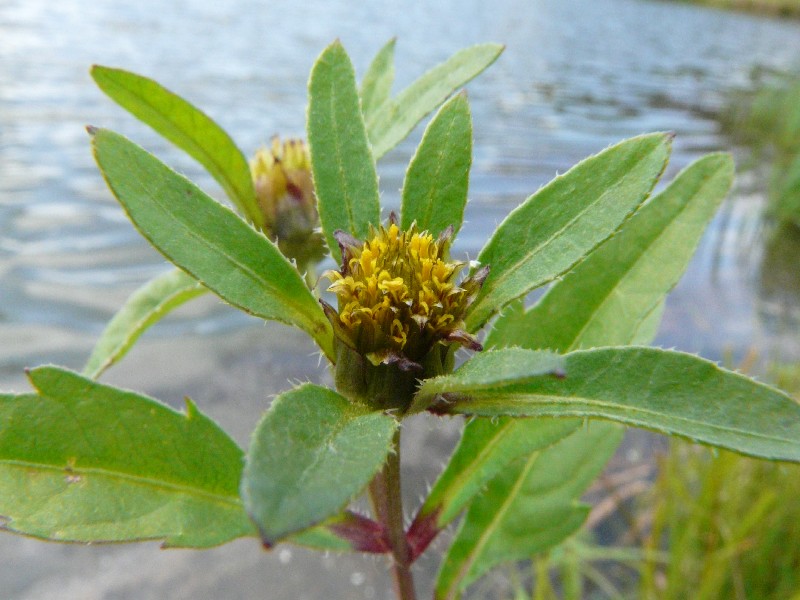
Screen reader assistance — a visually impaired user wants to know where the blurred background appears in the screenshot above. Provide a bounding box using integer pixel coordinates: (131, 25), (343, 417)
(2, 0), (800, 598)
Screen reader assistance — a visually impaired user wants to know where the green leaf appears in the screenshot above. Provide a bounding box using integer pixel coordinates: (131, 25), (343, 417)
(368, 43), (503, 159)
(91, 128), (334, 360)
(486, 153), (734, 352)
(465, 133), (673, 332)
(418, 417), (580, 529)
(241, 384), (397, 545)
(434, 422), (623, 600)
(91, 66), (262, 228)
(424, 347), (800, 462)
(401, 93), (472, 237)
(360, 38), (396, 123)
(0, 367), (252, 547)
(83, 269), (206, 379)
(307, 41), (381, 263)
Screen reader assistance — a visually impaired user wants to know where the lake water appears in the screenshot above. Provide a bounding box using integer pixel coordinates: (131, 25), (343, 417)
(2, 0), (800, 598)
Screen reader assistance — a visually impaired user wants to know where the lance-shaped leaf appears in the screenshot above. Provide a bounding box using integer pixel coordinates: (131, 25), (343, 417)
(360, 38), (396, 123)
(487, 153), (734, 352)
(368, 43), (503, 159)
(401, 93), (472, 237)
(91, 66), (262, 228)
(434, 422), (623, 600)
(83, 268), (206, 379)
(0, 367), (252, 547)
(411, 418), (580, 540)
(421, 347), (800, 462)
(242, 384), (397, 546)
(308, 41), (381, 263)
(465, 133), (673, 332)
(91, 128), (334, 360)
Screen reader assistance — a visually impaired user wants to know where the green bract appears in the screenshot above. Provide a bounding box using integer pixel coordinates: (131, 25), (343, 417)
(3, 38), (800, 600)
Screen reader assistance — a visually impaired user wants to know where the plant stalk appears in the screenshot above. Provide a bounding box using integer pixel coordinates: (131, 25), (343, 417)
(369, 428), (417, 600)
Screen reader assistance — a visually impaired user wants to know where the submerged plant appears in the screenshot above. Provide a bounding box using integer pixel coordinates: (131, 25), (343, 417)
(2, 39), (800, 600)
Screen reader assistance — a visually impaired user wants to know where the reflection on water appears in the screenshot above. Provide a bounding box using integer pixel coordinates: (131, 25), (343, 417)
(2, 0), (800, 597)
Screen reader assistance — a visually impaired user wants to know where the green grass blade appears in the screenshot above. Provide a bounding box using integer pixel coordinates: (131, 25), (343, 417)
(91, 128), (334, 360)
(360, 38), (396, 123)
(422, 346), (800, 462)
(401, 92), (472, 236)
(91, 66), (262, 228)
(307, 41), (381, 263)
(0, 367), (253, 548)
(83, 268), (206, 379)
(241, 384), (397, 545)
(486, 153), (734, 351)
(368, 43), (503, 159)
(434, 422), (622, 600)
(466, 133), (672, 332)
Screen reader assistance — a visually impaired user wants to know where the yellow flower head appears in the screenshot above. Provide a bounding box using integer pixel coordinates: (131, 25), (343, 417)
(250, 137), (324, 267)
(322, 219), (488, 371)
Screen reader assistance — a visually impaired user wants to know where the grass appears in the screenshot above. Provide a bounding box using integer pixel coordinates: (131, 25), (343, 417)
(723, 76), (800, 228)
(671, 0), (800, 18)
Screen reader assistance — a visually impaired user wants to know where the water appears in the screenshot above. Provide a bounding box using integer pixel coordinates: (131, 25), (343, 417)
(2, 0), (800, 598)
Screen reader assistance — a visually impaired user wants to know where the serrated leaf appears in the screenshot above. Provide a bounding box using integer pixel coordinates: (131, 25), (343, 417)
(486, 153), (734, 352)
(424, 346), (800, 462)
(465, 133), (673, 332)
(401, 93), (472, 237)
(417, 417), (580, 530)
(83, 268), (205, 379)
(434, 422), (623, 600)
(91, 66), (262, 228)
(307, 41), (381, 263)
(0, 367), (252, 547)
(91, 128), (334, 360)
(241, 384), (397, 545)
(360, 38), (396, 123)
(368, 43), (503, 159)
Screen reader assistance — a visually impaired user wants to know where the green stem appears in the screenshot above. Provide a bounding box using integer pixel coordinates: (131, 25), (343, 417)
(369, 428), (417, 600)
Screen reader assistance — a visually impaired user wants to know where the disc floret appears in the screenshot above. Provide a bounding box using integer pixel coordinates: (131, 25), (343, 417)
(323, 220), (487, 373)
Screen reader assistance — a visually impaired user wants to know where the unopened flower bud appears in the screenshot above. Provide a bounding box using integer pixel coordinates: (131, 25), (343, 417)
(250, 137), (325, 269)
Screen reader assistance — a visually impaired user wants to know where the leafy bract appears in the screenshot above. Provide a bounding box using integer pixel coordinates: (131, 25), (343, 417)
(0, 367), (252, 547)
(422, 347), (800, 462)
(401, 93), (472, 237)
(487, 153), (734, 351)
(84, 268), (205, 379)
(434, 422), (623, 600)
(360, 38), (396, 123)
(465, 133), (673, 332)
(368, 43), (503, 159)
(91, 128), (334, 360)
(241, 384), (397, 546)
(91, 66), (262, 228)
(308, 41), (381, 263)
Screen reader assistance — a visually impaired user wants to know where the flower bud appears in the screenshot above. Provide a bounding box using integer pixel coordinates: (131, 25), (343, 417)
(322, 220), (486, 411)
(250, 137), (325, 269)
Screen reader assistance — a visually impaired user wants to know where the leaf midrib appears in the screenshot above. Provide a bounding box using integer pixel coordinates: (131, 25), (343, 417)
(0, 459), (243, 510)
(565, 169), (722, 351)
(471, 151), (657, 329)
(458, 392), (799, 447)
(427, 419), (516, 523)
(122, 157), (311, 329)
(445, 453), (540, 600)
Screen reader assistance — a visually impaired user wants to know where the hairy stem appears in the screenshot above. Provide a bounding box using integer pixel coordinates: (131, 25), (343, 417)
(369, 428), (417, 600)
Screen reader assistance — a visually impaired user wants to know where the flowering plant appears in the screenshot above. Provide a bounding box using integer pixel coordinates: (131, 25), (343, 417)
(2, 39), (800, 600)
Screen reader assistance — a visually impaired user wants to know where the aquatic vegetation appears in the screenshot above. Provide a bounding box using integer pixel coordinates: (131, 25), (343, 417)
(725, 76), (800, 228)
(2, 39), (800, 600)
